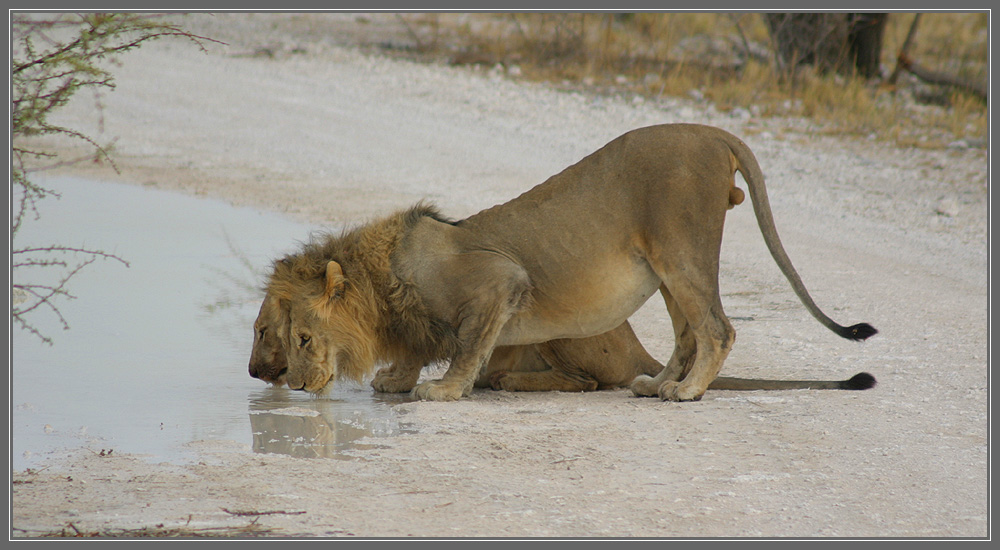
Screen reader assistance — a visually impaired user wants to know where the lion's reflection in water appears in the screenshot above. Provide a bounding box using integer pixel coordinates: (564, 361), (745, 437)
(247, 386), (414, 459)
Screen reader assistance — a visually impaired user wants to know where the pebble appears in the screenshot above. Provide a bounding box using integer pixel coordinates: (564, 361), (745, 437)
(934, 198), (961, 217)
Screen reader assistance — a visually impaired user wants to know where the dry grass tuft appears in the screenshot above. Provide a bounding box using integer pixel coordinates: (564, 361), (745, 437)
(396, 12), (987, 148)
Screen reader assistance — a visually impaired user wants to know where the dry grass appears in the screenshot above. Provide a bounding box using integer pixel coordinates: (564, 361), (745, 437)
(399, 12), (987, 148)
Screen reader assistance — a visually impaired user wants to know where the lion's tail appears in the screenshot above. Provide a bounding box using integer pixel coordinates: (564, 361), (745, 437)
(708, 372), (877, 391)
(721, 130), (877, 342)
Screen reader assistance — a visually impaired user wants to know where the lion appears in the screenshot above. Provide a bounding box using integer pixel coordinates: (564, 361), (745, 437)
(248, 289), (875, 393)
(249, 182), (752, 391)
(247, 293), (288, 384)
(481, 320), (876, 393)
(266, 123), (876, 402)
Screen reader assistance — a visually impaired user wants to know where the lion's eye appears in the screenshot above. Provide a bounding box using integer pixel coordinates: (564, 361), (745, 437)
(257, 327), (266, 340)
(298, 335), (311, 348)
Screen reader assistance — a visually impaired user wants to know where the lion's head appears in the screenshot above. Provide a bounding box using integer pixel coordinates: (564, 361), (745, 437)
(260, 206), (460, 394)
(268, 250), (382, 393)
(247, 292), (288, 384)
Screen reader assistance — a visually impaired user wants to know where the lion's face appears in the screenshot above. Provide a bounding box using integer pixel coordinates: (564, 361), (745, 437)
(281, 261), (380, 393)
(248, 293), (288, 385)
(284, 296), (339, 392)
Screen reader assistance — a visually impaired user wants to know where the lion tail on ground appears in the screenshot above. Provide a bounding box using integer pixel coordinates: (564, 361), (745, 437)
(719, 128), (878, 342)
(708, 371), (877, 391)
(841, 371), (878, 390)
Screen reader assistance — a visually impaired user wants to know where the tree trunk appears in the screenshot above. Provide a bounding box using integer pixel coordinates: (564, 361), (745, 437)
(764, 13), (888, 78)
(847, 13), (888, 78)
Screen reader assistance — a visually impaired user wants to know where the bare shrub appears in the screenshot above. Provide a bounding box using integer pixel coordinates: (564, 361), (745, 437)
(11, 13), (218, 343)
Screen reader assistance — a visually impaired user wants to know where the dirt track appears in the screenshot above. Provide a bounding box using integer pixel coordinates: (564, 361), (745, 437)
(11, 14), (989, 538)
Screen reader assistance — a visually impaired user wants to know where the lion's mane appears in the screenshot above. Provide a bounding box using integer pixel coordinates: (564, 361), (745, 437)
(266, 204), (460, 382)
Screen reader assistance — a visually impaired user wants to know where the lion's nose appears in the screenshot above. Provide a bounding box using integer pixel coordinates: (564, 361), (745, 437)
(248, 365), (260, 379)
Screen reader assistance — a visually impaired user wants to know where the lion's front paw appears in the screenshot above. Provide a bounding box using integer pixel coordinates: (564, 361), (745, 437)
(372, 368), (418, 393)
(488, 371), (509, 391)
(657, 380), (704, 402)
(630, 375), (660, 397)
(411, 380), (465, 401)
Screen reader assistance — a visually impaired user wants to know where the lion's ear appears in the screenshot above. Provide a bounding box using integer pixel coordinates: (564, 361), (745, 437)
(324, 261), (346, 299)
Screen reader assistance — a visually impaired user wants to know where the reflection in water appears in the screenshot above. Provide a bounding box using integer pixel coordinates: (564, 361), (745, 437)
(247, 386), (415, 459)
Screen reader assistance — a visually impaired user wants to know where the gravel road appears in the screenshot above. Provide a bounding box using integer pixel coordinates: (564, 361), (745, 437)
(11, 14), (989, 538)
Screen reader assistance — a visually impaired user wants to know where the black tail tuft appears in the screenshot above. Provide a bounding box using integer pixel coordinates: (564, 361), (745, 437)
(840, 322), (878, 341)
(841, 372), (877, 390)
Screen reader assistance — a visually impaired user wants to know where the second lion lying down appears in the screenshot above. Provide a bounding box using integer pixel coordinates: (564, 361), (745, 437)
(249, 293), (875, 393)
(256, 123), (876, 401)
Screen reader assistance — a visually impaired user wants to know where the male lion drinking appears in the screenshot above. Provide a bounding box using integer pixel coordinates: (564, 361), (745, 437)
(253, 124), (876, 402)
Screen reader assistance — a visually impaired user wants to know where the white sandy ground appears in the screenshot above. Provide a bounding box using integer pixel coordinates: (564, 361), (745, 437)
(10, 14), (989, 538)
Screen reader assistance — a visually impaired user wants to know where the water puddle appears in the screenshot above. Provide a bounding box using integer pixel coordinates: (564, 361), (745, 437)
(10, 177), (414, 470)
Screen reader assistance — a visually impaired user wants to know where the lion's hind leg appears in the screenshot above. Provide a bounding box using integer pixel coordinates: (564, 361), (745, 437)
(659, 284), (734, 401)
(477, 345), (548, 388)
(633, 258), (735, 402)
(487, 342), (599, 392)
(490, 368), (600, 392)
(631, 285), (698, 397)
(490, 323), (663, 392)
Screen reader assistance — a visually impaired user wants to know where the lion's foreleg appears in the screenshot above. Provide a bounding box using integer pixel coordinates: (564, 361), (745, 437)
(411, 255), (531, 402)
(411, 307), (513, 401)
(411, 299), (527, 401)
(412, 345), (498, 401)
(371, 360), (424, 393)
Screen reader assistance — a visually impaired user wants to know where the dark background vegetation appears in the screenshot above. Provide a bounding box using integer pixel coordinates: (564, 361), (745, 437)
(388, 12), (987, 147)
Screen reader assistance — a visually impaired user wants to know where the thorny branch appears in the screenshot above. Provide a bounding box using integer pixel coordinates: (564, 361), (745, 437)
(11, 13), (222, 344)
